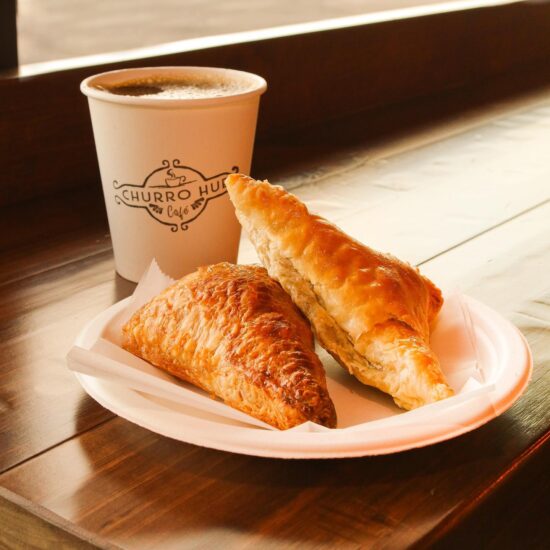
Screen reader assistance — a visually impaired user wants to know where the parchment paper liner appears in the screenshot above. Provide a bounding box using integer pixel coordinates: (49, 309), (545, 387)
(67, 260), (496, 432)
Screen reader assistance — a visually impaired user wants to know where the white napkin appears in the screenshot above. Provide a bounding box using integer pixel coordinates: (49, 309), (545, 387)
(67, 260), (496, 431)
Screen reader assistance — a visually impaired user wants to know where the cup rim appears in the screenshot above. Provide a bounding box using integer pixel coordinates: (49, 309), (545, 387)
(80, 66), (267, 108)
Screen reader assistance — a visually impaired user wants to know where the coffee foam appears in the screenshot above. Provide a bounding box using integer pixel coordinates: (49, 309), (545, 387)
(94, 75), (251, 100)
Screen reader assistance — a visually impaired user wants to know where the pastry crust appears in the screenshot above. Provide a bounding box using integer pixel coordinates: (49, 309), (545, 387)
(122, 263), (337, 429)
(226, 174), (453, 410)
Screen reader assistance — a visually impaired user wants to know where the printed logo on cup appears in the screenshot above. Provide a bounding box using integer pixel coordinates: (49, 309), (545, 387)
(113, 159), (239, 232)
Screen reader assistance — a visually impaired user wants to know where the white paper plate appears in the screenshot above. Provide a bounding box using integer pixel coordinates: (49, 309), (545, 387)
(73, 295), (532, 458)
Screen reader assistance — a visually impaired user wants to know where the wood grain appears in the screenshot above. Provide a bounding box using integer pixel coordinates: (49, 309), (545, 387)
(425, 435), (550, 549)
(0, 251), (137, 472)
(0, 487), (117, 550)
(240, 99), (550, 267)
(1, 1), (550, 206)
(0, 187), (109, 286)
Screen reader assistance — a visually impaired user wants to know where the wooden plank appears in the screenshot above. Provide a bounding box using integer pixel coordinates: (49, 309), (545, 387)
(0, 187), (109, 286)
(0, 0), (17, 71)
(240, 98), (550, 267)
(0, 487), (117, 549)
(0, 252), (131, 472)
(425, 435), (550, 548)
(422, 203), (550, 310)
(1, 2), (550, 206)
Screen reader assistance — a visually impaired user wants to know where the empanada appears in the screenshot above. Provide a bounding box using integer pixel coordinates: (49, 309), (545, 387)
(122, 263), (337, 429)
(226, 174), (454, 410)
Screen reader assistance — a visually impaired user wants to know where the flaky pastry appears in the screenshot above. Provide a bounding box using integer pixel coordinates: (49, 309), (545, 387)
(226, 174), (454, 410)
(122, 263), (337, 429)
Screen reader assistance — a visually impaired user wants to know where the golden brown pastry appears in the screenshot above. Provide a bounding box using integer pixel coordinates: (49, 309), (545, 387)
(226, 174), (454, 410)
(122, 263), (336, 430)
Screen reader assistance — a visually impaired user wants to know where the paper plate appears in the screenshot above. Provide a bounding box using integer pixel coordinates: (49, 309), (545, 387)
(73, 295), (531, 458)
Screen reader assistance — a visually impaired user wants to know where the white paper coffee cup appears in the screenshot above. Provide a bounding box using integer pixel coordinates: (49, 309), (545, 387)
(81, 66), (266, 282)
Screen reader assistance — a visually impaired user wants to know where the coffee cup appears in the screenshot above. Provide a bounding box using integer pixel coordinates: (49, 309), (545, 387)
(81, 66), (267, 282)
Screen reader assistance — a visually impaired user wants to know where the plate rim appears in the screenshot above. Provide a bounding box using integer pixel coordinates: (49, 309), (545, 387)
(72, 295), (533, 458)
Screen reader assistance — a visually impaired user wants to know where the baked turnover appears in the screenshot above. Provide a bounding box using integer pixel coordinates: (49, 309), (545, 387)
(122, 263), (337, 429)
(226, 174), (454, 410)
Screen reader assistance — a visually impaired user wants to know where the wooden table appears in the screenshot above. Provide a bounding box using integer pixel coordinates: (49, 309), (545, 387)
(1, 80), (549, 549)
